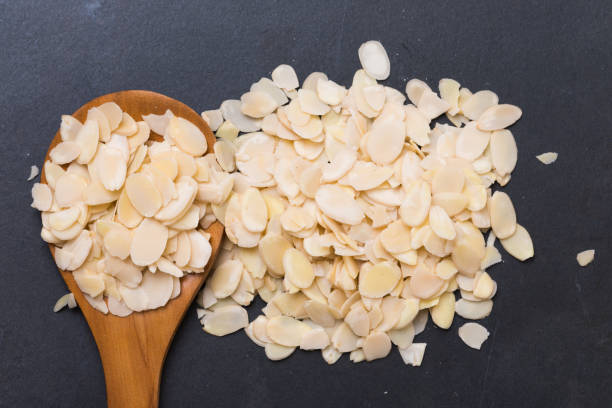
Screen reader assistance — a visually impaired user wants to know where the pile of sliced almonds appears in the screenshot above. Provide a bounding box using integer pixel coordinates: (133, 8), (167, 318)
(194, 40), (534, 364)
(31, 103), (221, 315)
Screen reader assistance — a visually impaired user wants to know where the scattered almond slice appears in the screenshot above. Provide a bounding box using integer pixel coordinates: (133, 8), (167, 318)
(536, 152), (558, 164)
(398, 343), (427, 366)
(500, 224), (534, 261)
(358, 40), (390, 80)
(477, 104), (522, 131)
(272, 64), (299, 90)
(28, 165), (40, 181)
(576, 249), (595, 266)
(203, 305), (249, 336)
(455, 299), (493, 320)
(458, 322), (490, 350)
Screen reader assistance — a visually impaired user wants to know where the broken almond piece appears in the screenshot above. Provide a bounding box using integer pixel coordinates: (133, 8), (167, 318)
(576, 249), (595, 266)
(458, 322), (490, 349)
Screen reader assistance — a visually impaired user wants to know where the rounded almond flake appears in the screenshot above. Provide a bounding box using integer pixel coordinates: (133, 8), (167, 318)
(31, 183), (53, 211)
(321, 147), (357, 182)
(362, 331), (392, 361)
(379, 220), (412, 254)
(405, 79), (432, 106)
(75, 119), (99, 164)
(259, 234), (292, 277)
(167, 116), (208, 157)
(155, 177), (197, 221)
(283, 248), (315, 289)
(60, 115), (82, 142)
(490, 130), (518, 176)
(220, 100), (261, 133)
(432, 165), (465, 194)
(461, 90), (499, 121)
(251, 77), (288, 106)
(489, 191), (517, 239)
(209, 259), (243, 298)
(331, 322), (360, 352)
(96, 145), (127, 191)
(576, 249), (595, 267)
(430, 292), (455, 329)
(272, 64), (299, 90)
(500, 224), (534, 261)
(125, 173), (162, 217)
(536, 152), (558, 165)
(473, 272), (495, 299)
(50, 141), (81, 165)
(439, 78), (460, 114)
(340, 161), (393, 191)
(366, 119), (405, 165)
(358, 40), (390, 80)
(359, 261), (401, 298)
(115, 112), (138, 136)
(130, 218), (168, 266)
(317, 79), (345, 106)
(267, 315), (311, 347)
(429, 205), (456, 240)
(187, 230), (212, 268)
(98, 102), (122, 130)
(48, 206), (80, 231)
(416, 91), (450, 120)
(203, 305), (249, 336)
(87, 107), (111, 142)
(54, 173), (87, 208)
(213, 139), (236, 173)
(300, 327), (330, 350)
(432, 192), (468, 216)
(455, 298), (493, 320)
(477, 104), (522, 131)
(241, 188), (268, 233)
(241, 91), (278, 118)
(315, 185), (364, 226)
(409, 268), (445, 299)
(265, 343), (296, 361)
(455, 122), (491, 161)
(458, 322), (490, 350)
(399, 181), (431, 226)
(363, 85), (386, 111)
(297, 89), (330, 116)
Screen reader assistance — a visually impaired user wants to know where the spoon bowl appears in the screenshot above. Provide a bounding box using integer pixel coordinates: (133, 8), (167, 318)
(41, 90), (223, 408)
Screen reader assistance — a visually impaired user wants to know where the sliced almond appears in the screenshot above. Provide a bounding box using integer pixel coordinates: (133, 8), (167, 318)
(458, 322), (490, 350)
(358, 40), (390, 80)
(489, 191), (517, 239)
(490, 130), (518, 176)
(283, 248), (315, 289)
(241, 188), (268, 233)
(272, 64), (299, 90)
(576, 249), (595, 266)
(455, 298), (493, 320)
(203, 305), (249, 336)
(461, 90), (498, 120)
(398, 343), (427, 366)
(362, 331), (392, 361)
(499, 224), (534, 261)
(536, 152), (558, 165)
(315, 185), (364, 226)
(130, 218), (168, 266)
(477, 104), (522, 131)
(209, 259), (243, 298)
(358, 261), (401, 298)
(267, 315), (311, 347)
(31, 183), (53, 211)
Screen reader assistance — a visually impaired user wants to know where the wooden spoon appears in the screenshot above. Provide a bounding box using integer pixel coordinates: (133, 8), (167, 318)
(40, 90), (223, 408)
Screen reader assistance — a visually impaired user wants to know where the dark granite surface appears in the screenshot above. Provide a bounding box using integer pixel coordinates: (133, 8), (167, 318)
(1, 0), (611, 406)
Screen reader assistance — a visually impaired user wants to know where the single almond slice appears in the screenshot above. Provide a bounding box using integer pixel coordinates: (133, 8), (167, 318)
(358, 40), (390, 80)
(114, 112), (138, 136)
(439, 78), (460, 114)
(358, 261), (401, 298)
(315, 185), (364, 226)
(429, 205), (456, 240)
(416, 90), (450, 120)
(87, 107), (111, 142)
(499, 224), (534, 261)
(406, 79), (432, 106)
(259, 234), (292, 277)
(298, 89), (330, 116)
(142, 110), (174, 136)
(221, 100), (261, 133)
(60, 115), (83, 142)
(187, 230), (212, 269)
(455, 299), (493, 320)
(50, 141), (81, 165)
(366, 119), (405, 164)
(265, 343), (296, 361)
(322, 147), (357, 182)
(576, 249), (595, 266)
(490, 130), (518, 176)
(362, 331), (392, 361)
(272, 64), (299, 90)
(282, 248), (315, 289)
(201, 109), (223, 132)
(75, 119), (99, 164)
(379, 220), (412, 254)
(241, 188), (268, 233)
(54, 173), (87, 208)
(130, 218), (168, 266)
(399, 181), (431, 226)
(489, 191), (517, 239)
(300, 327), (330, 350)
(31, 183), (53, 211)
(213, 139), (236, 172)
(203, 305), (249, 336)
(458, 322), (490, 350)
(241, 91), (279, 118)
(536, 152), (558, 164)
(461, 90), (498, 120)
(96, 145), (127, 191)
(477, 104), (522, 131)
(267, 315), (311, 347)
(398, 343), (427, 366)
(167, 116), (208, 156)
(455, 122), (490, 161)
(430, 292), (455, 329)
(209, 259), (243, 298)
(125, 173), (162, 217)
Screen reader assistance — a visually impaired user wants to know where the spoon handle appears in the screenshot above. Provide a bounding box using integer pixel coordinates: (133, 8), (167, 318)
(92, 311), (170, 408)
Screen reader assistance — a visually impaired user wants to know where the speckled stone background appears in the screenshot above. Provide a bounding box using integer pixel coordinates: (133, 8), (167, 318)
(1, 0), (611, 406)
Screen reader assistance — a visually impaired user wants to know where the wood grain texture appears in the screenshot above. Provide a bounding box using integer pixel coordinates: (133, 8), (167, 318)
(40, 90), (223, 408)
